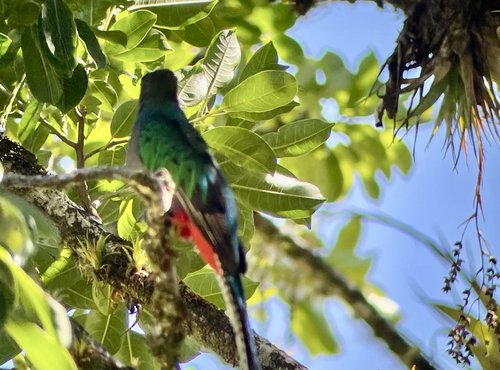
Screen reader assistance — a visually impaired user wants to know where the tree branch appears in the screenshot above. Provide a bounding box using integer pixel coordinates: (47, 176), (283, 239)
(2, 164), (184, 369)
(84, 140), (129, 161)
(0, 133), (306, 370)
(254, 214), (436, 370)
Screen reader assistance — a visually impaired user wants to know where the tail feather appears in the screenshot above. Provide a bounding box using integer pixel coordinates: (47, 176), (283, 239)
(218, 274), (261, 370)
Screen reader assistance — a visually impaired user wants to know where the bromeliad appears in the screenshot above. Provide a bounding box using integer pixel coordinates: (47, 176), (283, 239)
(126, 69), (261, 370)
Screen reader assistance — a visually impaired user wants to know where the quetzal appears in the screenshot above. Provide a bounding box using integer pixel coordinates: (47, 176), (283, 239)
(126, 69), (261, 370)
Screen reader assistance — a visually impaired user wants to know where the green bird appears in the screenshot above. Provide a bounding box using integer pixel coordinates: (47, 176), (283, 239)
(127, 69), (261, 370)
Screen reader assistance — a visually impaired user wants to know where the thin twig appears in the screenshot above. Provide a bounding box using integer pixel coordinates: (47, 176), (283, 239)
(84, 139), (129, 161)
(38, 118), (78, 148)
(74, 106), (95, 215)
(0, 75), (26, 130)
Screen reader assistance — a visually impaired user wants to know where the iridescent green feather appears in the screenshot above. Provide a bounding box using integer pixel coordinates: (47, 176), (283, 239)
(137, 105), (212, 200)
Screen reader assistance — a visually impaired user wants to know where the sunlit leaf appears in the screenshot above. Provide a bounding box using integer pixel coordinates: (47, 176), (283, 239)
(0, 33), (12, 58)
(0, 249), (70, 344)
(202, 29), (241, 97)
(291, 300), (338, 355)
(109, 10), (156, 50)
(0, 196), (34, 265)
(228, 101), (298, 121)
(111, 29), (171, 63)
(202, 126), (276, 174)
(5, 319), (77, 370)
(184, 267), (258, 308)
(175, 15), (216, 47)
(85, 305), (128, 355)
(221, 70), (297, 113)
(132, 0), (217, 29)
(229, 171), (325, 219)
(98, 146), (127, 167)
(326, 217), (371, 286)
(90, 80), (117, 112)
(116, 331), (162, 370)
(240, 41), (279, 81)
(177, 65), (209, 107)
(18, 100), (42, 144)
(110, 99), (138, 137)
(263, 119), (334, 157)
(41, 248), (80, 290)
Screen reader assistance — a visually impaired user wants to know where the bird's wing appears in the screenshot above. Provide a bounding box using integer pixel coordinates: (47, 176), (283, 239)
(138, 114), (246, 276)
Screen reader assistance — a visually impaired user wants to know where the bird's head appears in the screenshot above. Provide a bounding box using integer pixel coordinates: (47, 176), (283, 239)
(140, 69), (178, 105)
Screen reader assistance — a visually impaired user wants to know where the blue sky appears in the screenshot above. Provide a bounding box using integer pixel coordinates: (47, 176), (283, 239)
(186, 2), (500, 369)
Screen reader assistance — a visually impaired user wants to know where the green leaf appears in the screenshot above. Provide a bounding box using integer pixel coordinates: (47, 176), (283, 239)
(117, 198), (144, 241)
(21, 25), (62, 104)
(0, 249), (66, 342)
(110, 99), (138, 137)
(237, 204), (255, 246)
(0, 30), (21, 68)
(174, 240), (205, 280)
(6, 1), (41, 27)
(263, 119), (334, 157)
(240, 42), (278, 81)
(282, 149), (343, 202)
(18, 100), (42, 143)
(132, 1), (217, 29)
(228, 101), (298, 122)
(230, 171), (325, 219)
(23, 123), (50, 153)
(175, 15), (216, 47)
(90, 80), (117, 112)
(57, 64), (88, 113)
(183, 267), (258, 308)
(41, 248), (80, 291)
(0, 33), (12, 58)
(108, 10), (156, 50)
(0, 196), (34, 264)
(326, 217), (372, 286)
(221, 70), (297, 113)
(75, 19), (106, 68)
(0, 258), (15, 328)
(59, 280), (95, 309)
(116, 331), (162, 370)
(93, 29), (127, 46)
(98, 146), (126, 166)
(39, 0), (78, 78)
(202, 29), (241, 97)
(85, 305), (128, 355)
(111, 29), (171, 63)
(177, 29), (240, 107)
(291, 300), (338, 355)
(177, 65), (209, 107)
(5, 319), (77, 370)
(202, 126), (276, 174)
(0, 330), (19, 366)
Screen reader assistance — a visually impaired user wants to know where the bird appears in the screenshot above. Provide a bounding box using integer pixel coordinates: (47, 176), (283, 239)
(126, 69), (261, 370)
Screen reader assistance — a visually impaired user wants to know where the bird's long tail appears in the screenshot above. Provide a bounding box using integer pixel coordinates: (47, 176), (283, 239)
(218, 273), (261, 370)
